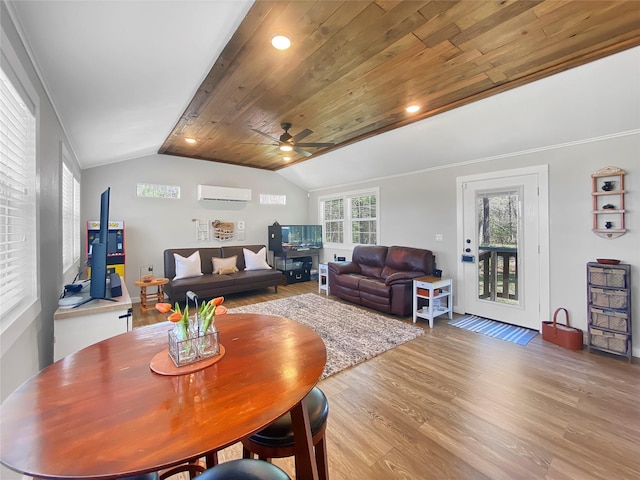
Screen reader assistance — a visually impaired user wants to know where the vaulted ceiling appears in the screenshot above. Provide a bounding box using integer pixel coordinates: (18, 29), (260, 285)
(6, 0), (640, 189)
(159, 0), (640, 170)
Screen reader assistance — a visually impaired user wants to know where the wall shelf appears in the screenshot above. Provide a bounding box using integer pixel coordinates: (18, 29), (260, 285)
(591, 166), (626, 239)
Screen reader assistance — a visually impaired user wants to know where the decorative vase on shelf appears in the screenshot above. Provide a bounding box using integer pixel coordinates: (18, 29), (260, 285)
(605, 221), (613, 230)
(602, 181), (615, 192)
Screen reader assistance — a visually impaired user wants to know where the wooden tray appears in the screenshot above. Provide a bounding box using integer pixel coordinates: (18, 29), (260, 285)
(150, 345), (225, 376)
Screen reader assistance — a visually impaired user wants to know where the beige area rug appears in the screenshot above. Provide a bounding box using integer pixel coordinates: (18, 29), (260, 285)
(229, 293), (424, 379)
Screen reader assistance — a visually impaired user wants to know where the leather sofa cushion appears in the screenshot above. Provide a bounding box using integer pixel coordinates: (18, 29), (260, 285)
(352, 245), (388, 279)
(359, 278), (390, 298)
(360, 264), (383, 278)
(332, 272), (363, 290)
(382, 245), (433, 277)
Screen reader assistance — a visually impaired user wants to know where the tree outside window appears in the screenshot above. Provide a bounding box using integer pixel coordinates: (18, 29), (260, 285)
(323, 198), (344, 243)
(320, 189), (378, 246)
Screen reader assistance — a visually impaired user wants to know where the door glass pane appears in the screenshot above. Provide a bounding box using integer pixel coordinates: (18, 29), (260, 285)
(476, 190), (519, 305)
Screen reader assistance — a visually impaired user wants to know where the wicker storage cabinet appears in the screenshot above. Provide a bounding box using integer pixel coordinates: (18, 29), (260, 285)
(587, 263), (632, 362)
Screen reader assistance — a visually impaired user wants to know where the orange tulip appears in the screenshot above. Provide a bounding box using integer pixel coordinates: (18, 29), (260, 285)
(168, 312), (182, 322)
(155, 303), (172, 313)
(211, 296), (224, 306)
(215, 305), (228, 315)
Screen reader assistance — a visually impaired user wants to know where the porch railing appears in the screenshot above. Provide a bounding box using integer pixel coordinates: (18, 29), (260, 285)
(478, 246), (518, 302)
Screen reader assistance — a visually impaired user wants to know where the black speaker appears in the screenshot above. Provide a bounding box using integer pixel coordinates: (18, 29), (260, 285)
(109, 272), (122, 298)
(268, 225), (283, 252)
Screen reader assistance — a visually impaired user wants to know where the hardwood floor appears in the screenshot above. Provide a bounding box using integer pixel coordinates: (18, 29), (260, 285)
(133, 283), (640, 480)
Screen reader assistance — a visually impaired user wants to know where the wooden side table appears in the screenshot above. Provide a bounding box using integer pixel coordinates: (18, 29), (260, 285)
(134, 277), (169, 314)
(318, 263), (329, 295)
(412, 276), (453, 328)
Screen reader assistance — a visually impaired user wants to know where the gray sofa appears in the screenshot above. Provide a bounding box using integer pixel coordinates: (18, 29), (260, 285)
(163, 245), (282, 303)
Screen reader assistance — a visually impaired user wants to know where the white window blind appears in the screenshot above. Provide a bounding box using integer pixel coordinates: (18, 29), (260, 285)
(73, 176), (80, 264)
(62, 160), (81, 273)
(0, 64), (37, 323)
(62, 163), (73, 271)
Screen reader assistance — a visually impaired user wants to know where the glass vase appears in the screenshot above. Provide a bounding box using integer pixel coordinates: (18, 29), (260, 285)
(197, 315), (220, 359)
(168, 321), (197, 367)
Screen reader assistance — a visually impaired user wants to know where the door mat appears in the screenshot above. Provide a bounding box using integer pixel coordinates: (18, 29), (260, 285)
(449, 315), (538, 346)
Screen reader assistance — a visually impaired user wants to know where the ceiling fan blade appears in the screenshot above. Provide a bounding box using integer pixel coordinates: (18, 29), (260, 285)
(292, 128), (313, 143)
(295, 142), (335, 147)
(251, 128), (281, 144)
(294, 146), (312, 157)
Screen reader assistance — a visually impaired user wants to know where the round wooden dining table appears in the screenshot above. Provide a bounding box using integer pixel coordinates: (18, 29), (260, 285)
(0, 313), (327, 479)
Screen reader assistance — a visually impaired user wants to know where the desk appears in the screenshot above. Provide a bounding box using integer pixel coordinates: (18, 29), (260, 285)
(0, 314), (327, 480)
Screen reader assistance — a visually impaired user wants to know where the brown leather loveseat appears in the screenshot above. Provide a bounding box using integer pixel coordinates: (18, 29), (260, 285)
(328, 245), (434, 316)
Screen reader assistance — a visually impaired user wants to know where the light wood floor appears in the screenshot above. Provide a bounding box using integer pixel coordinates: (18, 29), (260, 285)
(133, 283), (640, 480)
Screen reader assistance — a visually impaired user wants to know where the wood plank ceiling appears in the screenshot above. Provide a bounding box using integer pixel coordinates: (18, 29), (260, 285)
(159, 0), (640, 171)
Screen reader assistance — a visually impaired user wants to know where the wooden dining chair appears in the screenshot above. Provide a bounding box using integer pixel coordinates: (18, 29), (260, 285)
(120, 458), (289, 480)
(241, 386), (329, 480)
(119, 463), (204, 480)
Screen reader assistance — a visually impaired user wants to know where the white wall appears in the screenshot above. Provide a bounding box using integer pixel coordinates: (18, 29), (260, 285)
(309, 132), (640, 357)
(1, 4), (83, 478)
(81, 154), (310, 300)
(1, 2), (81, 392)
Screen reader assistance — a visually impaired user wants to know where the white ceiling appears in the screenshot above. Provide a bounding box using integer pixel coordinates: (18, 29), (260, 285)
(7, 1), (640, 192)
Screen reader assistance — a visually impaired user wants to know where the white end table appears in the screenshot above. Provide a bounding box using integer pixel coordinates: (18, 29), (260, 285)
(412, 276), (453, 328)
(318, 263), (329, 295)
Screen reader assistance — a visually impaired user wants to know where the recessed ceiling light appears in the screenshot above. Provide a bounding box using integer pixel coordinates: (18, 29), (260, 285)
(406, 105), (420, 113)
(184, 138), (196, 144)
(283, 156), (291, 161)
(271, 35), (291, 50)
(280, 144), (293, 152)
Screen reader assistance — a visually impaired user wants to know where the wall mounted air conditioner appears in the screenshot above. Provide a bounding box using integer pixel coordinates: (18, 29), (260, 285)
(197, 185), (252, 202)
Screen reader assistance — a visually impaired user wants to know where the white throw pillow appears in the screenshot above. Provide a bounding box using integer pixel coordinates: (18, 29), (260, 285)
(212, 255), (238, 274)
(243, 247), (272, 271)
(173, 251), (203, 280)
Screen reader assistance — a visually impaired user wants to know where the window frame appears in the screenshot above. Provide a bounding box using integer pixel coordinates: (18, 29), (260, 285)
(0, 29), (41, 344)
(319, 187), (380, 248)
(61, 143), (81, 280)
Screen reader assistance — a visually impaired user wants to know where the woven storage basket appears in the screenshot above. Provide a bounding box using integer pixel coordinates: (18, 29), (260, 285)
(590, 288), (628, 309)
(590, 308), (629, 333)
(542, 308), (583, 350)
(590, 329), (629, 354)
(588, 266), (626, 288)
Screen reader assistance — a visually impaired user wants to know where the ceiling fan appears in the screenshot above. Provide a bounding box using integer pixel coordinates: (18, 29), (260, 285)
(250, 123), (335, 157)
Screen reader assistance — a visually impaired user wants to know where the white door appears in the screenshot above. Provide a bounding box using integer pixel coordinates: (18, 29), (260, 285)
(457, 167), (549, 331)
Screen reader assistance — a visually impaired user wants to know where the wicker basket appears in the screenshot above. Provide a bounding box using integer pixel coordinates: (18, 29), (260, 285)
(590, 329), (629, 354)
(588, 266), (627, 288)
(590, 288), (628, 309)
(590, 308), (629, 333)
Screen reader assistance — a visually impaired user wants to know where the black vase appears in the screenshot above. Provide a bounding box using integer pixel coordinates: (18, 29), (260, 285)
(602, 181), (615, 191)
(605, 221), (613, 229)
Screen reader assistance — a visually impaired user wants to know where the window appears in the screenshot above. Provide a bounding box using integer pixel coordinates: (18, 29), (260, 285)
(137, 183), (180, 199)
(320, 188), (379, 247)
(0, 61), (37, 325)
(62, 155), (81, 274)
(259, 194), (286, 205)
